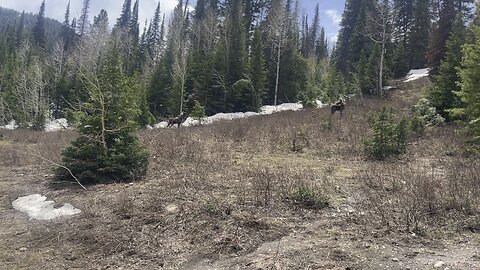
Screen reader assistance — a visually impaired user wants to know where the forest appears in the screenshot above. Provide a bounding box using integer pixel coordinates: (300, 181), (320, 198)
(0, 0), (478, 135)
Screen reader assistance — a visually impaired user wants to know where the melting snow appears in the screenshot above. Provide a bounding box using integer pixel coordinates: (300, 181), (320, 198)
(0, 120), (18, 130)
(45, 118), (69, 132)
(12, 194), (81, 220)
(155, 102), (325, 128)
(405, 68), (430, 82)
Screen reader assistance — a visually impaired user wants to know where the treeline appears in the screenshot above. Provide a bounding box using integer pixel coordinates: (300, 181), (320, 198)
(332, 0), (480, 147)
(0, 0), (479, 145)
(0, 0), (345, 128)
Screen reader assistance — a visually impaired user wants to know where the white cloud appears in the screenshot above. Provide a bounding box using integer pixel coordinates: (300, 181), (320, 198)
(323, 9), (342, 25)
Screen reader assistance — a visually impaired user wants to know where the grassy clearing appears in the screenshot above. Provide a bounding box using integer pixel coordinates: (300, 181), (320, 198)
(1, 77), (479, 269)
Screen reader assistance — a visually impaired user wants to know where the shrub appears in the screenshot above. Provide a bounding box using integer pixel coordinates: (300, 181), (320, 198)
(285, 185), (329, 210)
(413, 98), (445, 127)
(190, 100), (207, 125)
(363, 107), (408, 160)
(56, 48), (149, 185)
(292, 127), (309, 153)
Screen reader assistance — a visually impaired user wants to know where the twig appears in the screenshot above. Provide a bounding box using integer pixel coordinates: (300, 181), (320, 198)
(13, 147), (87, 190)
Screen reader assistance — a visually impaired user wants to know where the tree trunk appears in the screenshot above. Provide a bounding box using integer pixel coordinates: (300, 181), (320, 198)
(274, 39), (281, 106)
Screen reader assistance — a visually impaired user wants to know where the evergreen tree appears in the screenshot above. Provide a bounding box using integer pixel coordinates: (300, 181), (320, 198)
(452, 11), (480, 147)
(366, 43), (381, 96)
(116, 0), (132, 30)
(333, 0), (363, 74)
(316, 27), (328, 60)
(58, 47), (149, 184)
(227, 0), (248, 86)
(428, 14), (466, 119)
(62, 2), (73, 50)
(392, 41), (409, 78)
(249, 28), (267, 109)
(16, 11), (25, 46)
(409, 0), (430, 69)
(427, 0), (474, 75)
(78, 0), (90, 38)
(32, 1), (46, 49)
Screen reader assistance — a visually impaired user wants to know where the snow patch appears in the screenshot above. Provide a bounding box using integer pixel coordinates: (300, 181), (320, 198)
(0, 120), (18, 130)
(405, 68), (430, 82)
(45, 118), (69, 132)
(12, 194), (81, 220)
(154, 102), (325, 129)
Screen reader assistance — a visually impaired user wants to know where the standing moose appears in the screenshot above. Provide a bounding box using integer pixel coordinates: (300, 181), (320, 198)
(331, 100), (345, 115)
(167, 113), (188, 128)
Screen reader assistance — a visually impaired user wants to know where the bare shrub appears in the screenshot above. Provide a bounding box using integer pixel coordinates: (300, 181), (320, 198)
(359, 159), (480, 233)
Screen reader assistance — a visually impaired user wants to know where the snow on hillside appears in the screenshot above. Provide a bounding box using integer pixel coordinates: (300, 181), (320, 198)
(154, 102), (324, 128)
(1, 102), (326, 131)
(0, 119), (69, 131)
(45, 118), (69, 132)
(405, 68), (430, 82)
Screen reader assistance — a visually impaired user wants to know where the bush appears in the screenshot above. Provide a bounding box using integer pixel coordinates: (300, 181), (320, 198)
(363, 107), (408, 160)
(56, 48), (149, 185)
(285, 185), (329, 210)
(59, 134), (149, 185)
(292, 127), (309, 153)
(190, 100), (207, 125)
(413, 98), (445, 127)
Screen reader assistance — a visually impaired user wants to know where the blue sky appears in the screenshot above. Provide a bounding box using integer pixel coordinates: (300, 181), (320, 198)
(0, 0), (344, 42)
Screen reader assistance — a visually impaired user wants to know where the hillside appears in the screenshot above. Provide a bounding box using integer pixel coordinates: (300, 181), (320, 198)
(0, 7), (62, 51)
(0, 76), (479, 269)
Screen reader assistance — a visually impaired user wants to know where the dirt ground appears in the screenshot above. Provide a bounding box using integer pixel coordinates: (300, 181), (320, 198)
(1, 77), (479, 269)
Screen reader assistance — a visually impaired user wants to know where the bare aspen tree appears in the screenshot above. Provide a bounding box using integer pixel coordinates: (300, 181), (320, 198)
(14, 42), (48, 127)
(267, 0), (287, 106)
(366, 0), (396, 97)
(169, 1), (190, 114)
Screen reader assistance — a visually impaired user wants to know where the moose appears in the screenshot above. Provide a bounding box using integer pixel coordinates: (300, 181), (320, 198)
(331, 99), (345, 115)
(167, 113), (188, 128)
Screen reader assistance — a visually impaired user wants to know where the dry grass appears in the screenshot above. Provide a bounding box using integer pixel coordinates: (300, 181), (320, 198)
(1, 76), (479, 269)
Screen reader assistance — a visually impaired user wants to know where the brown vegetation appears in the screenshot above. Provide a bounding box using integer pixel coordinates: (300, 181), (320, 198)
(0, 77), (479, 269)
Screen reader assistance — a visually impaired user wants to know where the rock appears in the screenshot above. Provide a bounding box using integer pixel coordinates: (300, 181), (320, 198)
(165, 204), (179, 214)
(434, 261), (446, 268)
(19, 247), (27, 252)
(392, 258), (399, 262)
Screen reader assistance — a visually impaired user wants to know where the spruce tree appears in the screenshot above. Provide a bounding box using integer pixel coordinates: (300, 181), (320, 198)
(32, 1), (46, 49)
(392, 42), (409, 78)
(58, 47), (149, 185)
(78, 0), (90, 38)
(409, 0), (430, 69)
(428, 14), (466, 119)
(249, 28), (267, 110)
(452, 13), (480, 147)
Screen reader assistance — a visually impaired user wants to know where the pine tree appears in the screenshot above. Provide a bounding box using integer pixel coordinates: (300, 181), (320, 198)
(116, 0), (132, 30)
(392, 42), (409, 78)
(333, 0), (363, 74)
(409, 0), (430, 69)
(78, 0), (90, 38)
(429, 14), (466, 119)
(227, 0), (248, 86)
(316, 27), (328, 60)
(355, 49), (369, 95)
(249, 28), (267, 111)
(366, 43), (381, 96)
(32, 1), (46, 49)
(427, 0), (474, 75)
(452, 13), (480, 147)
(16, 11), (25, 46)
(58, 47), (149, 185)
